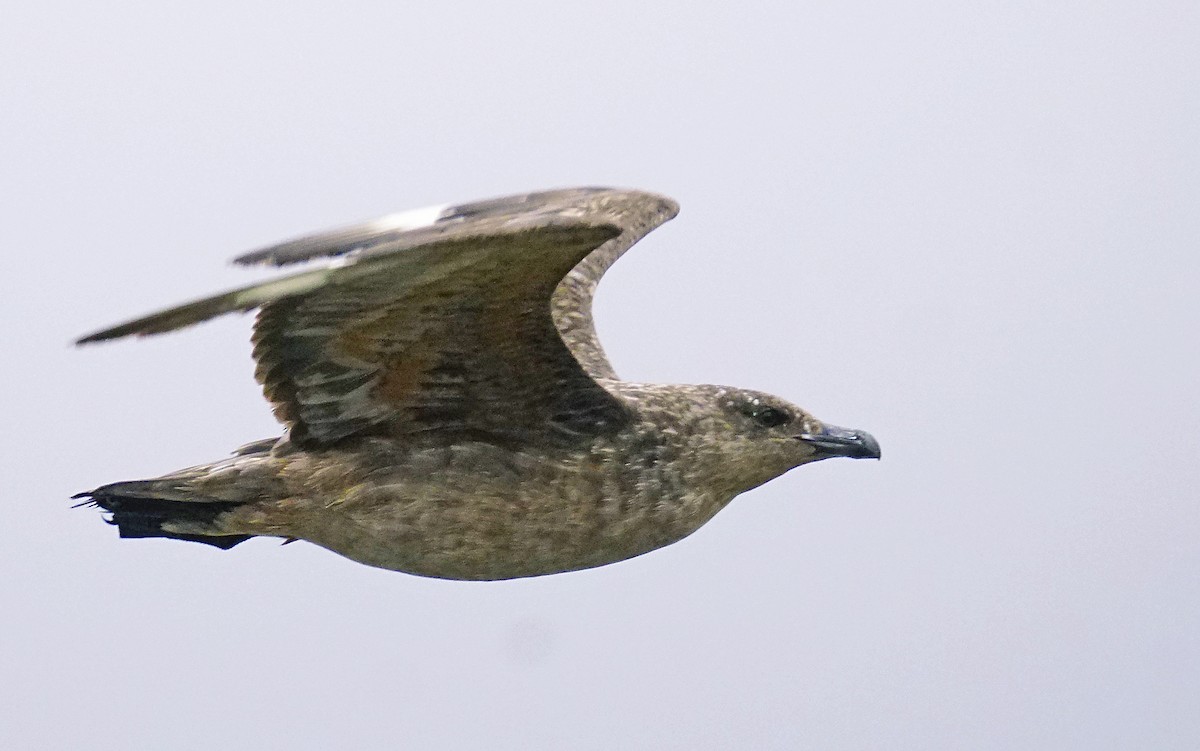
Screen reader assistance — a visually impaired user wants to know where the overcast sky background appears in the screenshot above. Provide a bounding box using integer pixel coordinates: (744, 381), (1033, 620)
(3, 2), (1198, 749)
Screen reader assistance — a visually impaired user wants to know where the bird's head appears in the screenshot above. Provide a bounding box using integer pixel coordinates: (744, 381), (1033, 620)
(646, 385), (881, 498)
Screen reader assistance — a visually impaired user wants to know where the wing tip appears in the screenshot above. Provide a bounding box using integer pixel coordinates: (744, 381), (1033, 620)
(75, 326), (138, 346)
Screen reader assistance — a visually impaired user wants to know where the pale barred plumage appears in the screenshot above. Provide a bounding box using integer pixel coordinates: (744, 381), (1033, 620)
(76, 188), (879, 580)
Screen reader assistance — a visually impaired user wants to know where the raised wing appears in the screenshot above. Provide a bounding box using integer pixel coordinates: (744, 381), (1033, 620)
(235, 187), (680, 380)
(77, 188), (679, 447)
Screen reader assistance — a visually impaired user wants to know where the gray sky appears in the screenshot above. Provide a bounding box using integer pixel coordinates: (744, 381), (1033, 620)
(3, 1), (1198, 748)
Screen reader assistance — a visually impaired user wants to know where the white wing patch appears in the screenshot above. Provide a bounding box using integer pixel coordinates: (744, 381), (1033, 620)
(371, 203), (450, 232)
(232, 269), (332, 307)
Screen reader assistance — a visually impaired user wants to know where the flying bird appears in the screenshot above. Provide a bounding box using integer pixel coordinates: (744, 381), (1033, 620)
(75, 188), (879, 580)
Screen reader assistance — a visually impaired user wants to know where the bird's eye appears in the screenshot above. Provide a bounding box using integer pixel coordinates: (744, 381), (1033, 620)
(751, 406), (791, 428)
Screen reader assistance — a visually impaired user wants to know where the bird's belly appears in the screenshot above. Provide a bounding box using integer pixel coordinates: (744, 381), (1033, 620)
(291, 480), (730, 580)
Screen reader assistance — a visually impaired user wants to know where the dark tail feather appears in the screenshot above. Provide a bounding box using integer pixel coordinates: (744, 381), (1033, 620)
(74, 489), (251, 550)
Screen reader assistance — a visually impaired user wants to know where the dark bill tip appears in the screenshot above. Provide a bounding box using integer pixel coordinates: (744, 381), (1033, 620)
(795, 424), (881, 460)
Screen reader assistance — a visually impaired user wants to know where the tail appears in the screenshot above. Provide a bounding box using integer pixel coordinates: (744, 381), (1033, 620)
(75, 480), (252, 550)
